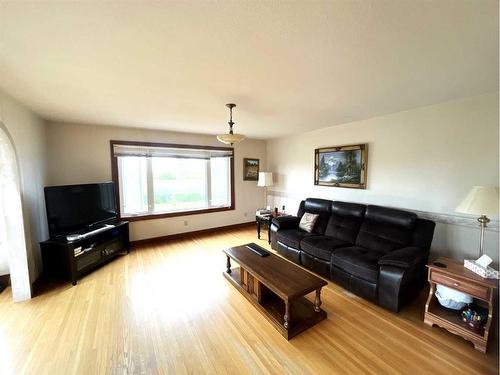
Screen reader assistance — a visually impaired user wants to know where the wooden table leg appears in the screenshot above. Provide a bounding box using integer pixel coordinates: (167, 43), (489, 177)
(284, 301), (290, 329)
(226, 256), (231, 274)
(314, 289), (322, 312)
(424, 282), (435, 326)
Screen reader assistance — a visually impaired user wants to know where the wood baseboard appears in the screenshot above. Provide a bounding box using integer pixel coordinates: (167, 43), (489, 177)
(31, 274), (47, 296)
(130, 221), (255, 247)
(0, 274), (10, 286)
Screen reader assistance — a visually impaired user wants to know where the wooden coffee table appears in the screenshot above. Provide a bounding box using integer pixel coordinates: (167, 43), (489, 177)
(223, 243), (328, 340)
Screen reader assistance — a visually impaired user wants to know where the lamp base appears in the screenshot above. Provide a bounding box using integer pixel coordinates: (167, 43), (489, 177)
(477, 215), (490, 257)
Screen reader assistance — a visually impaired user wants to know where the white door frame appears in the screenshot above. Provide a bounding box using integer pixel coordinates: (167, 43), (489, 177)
(0, 123), (32, 301)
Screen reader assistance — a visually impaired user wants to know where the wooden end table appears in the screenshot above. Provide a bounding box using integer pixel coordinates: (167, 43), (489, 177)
(256, 213), (290, 244)
(424, 257), (498, 353)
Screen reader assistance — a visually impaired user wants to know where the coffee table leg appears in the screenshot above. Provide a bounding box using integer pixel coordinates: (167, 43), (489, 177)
(226, 256), (231, 274)
(284, 301), (290, 329)
(314, 289), (322, 313)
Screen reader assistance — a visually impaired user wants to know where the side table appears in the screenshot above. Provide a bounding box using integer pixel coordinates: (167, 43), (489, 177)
(424, 257), (498, 353)
(256, 213), (290, 244)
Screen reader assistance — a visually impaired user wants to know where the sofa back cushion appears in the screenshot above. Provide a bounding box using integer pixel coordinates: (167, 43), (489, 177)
(301, 198), (332, 234)
(297, 200), (306, 218)
(411, 218), (436, 250)
(355, 205), (417, 253)
(325, 201), (366, 243)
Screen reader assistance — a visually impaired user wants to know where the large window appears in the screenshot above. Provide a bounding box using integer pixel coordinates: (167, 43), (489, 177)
(111, 141), (234, 220)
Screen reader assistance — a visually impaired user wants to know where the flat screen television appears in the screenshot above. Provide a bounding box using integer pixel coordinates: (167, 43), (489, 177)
(44, 182), (118, 239)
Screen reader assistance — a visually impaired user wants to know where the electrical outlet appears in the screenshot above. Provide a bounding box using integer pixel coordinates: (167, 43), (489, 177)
(183, 220), (188, 226)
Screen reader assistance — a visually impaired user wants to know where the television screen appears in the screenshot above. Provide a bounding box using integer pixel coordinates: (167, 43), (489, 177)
(44, 182), (118, 238)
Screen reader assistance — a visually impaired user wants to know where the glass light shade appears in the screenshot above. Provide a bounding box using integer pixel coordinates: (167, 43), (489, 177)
(456, 186), (499, 215)
(216, 133), (246, 145)
(257, 172), (273, 187)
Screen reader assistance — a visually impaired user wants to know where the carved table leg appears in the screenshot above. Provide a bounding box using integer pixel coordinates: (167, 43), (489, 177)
(226, 256), (231, 274)
(284, 301), (290, 330)
(424, 282), (435, 326)
(314, 289), (322, 313)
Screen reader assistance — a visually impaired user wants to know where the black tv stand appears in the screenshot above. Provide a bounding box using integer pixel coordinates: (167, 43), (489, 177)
(41, 221), (129, 285)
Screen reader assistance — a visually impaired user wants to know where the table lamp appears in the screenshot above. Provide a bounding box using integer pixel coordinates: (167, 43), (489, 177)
(456, 186), (499, 257)
(257, 172), (273, 209)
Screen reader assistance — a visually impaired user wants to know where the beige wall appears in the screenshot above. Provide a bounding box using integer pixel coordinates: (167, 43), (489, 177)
(46, 122), (266, 241)
(0, 90), (48, 286)
(266, 93), (499, 264)
(3, 89), (497, 276)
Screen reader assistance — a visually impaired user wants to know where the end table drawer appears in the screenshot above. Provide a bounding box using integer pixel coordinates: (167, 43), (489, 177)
(430, 271), (490, 300)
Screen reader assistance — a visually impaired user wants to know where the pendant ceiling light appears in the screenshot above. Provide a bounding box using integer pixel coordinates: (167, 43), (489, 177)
(217, 103), (246, 146)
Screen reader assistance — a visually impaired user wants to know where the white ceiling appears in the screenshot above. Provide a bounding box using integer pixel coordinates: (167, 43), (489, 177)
(0, 1), (497, 139)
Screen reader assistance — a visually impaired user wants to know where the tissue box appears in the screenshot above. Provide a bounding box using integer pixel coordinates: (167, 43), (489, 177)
(464, 260), (499, 279)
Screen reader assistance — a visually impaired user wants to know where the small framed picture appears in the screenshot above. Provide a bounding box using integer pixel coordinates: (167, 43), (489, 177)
(314, 144), (368, 189)
(243, 158), (259, 181)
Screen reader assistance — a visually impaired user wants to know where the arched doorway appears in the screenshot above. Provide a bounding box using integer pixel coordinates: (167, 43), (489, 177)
(0, 124), (31, 301)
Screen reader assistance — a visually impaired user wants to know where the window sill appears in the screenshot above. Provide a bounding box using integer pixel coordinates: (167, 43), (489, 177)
(121, 205), (235, 222)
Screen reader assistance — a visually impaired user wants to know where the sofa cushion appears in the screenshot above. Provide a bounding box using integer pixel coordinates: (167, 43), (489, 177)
(355, 205), (417, 253)
(325, 216), (363, 244)
(276, 229), (316, 249)
(356, 221), (413, 253)
(297, 200), (306, 218)
(331, 201), (366, 219)
(271, 216), (300, 230)
(302, 198), (332, 234)
(331, 246), (383, 283)
(411, 219), (436, 249)
(300, 236), (349, 261)
(364, 205), (417, 229)
(325, 218), (361, 244)
(324, 201), (366, 243)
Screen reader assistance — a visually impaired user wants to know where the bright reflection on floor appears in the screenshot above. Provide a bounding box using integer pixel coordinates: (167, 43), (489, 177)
(0, 327), (14, 375)
(129, 250), (227, 323)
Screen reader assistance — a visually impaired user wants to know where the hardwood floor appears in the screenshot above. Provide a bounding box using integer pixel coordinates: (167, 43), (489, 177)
(0, 226), (498, 374)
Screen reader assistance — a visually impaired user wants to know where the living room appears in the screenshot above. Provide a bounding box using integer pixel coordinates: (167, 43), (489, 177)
(0, 1), (498, 374)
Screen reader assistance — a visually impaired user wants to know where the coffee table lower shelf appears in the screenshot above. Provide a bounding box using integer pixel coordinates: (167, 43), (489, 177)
(224, 267), (327, 340)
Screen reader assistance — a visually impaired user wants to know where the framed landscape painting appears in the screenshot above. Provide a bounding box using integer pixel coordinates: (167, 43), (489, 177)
(243, 158), (259, 181)
(314, 144), (367, 189)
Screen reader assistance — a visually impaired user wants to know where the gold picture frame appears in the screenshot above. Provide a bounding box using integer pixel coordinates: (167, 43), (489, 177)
(314, 144), (368, 189)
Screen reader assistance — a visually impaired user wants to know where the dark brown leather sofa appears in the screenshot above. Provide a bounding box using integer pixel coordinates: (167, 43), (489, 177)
(270, 198), (435, 312)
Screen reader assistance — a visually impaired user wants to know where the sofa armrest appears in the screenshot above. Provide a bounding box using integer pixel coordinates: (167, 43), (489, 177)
(271, 216), (300, 230)
(378, 246), (428, 269)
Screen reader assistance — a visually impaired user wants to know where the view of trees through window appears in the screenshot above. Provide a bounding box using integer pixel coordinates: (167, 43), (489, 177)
(152, 157), (207, 212)
(118, 154), (231, 217)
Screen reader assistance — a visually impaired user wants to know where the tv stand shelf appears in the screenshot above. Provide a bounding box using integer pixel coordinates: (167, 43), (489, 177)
(41, 221), (129, 285)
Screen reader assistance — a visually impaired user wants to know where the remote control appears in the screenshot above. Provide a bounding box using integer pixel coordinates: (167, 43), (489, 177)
(245, 243), (270, 257)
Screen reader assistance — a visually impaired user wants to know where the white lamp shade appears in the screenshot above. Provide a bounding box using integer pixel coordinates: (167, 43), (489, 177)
(216, 133), (246, 145)
(456, 186), (499, 215)
(257, 172), (273, 187)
